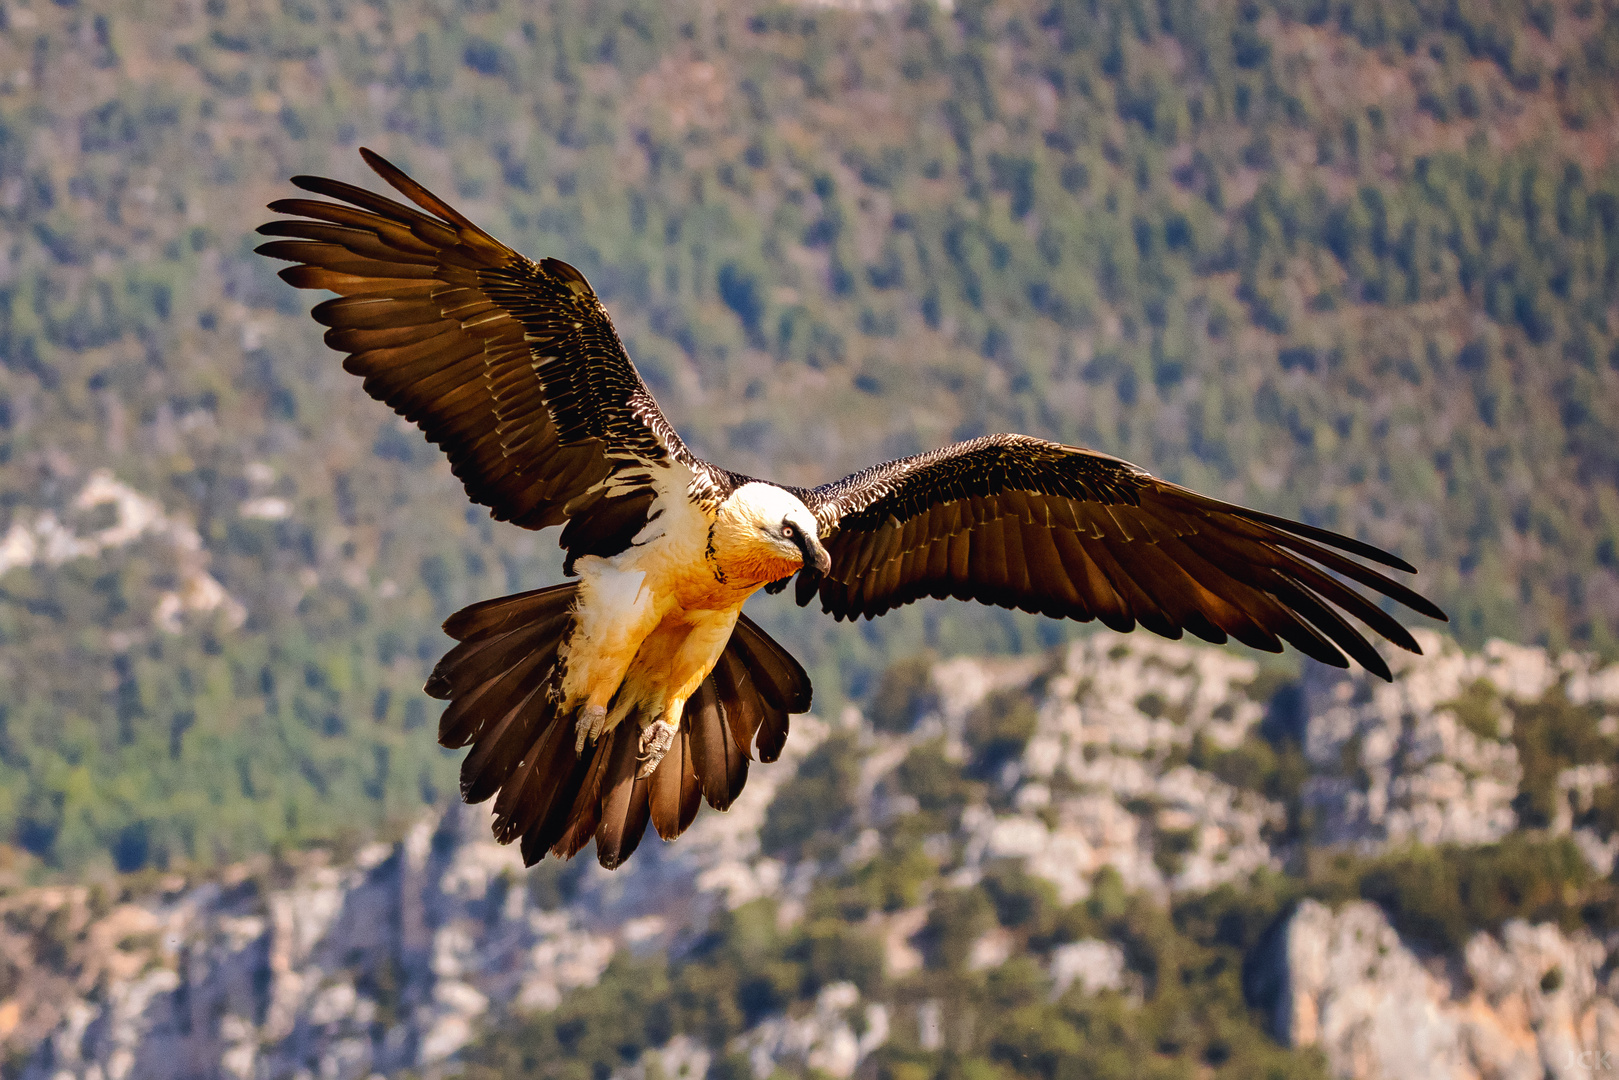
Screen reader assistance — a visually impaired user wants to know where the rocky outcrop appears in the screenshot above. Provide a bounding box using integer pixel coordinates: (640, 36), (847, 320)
(1049, 939), (1127, 998)
(610, 984), (890, 1080)
(5, 708), (835, 1080)
(1268, 899), (1619, 1080)
(1303, 631), (1619, 860)
(1303, 632), (1525, 850)
(733, 982), (889, 1080)
(12, 811), (617, 1080)
(954, 635), (1285, 900)
(0, 469), (245, 634)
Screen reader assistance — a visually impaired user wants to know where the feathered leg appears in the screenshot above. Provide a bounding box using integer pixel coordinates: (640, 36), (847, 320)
(560, 559), (664, 751)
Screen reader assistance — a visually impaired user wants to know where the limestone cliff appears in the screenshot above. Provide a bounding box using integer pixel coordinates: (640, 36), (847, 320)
(1264, 899), (1619, 1080)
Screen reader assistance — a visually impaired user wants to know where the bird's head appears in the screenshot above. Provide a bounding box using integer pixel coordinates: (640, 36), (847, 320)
(713, 482), (831, 588)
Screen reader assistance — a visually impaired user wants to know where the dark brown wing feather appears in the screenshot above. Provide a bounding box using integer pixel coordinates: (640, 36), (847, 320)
(257, 148), (738, 564)
(796, 434), (1447, 681)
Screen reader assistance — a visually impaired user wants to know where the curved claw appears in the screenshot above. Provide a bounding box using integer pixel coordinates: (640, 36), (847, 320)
(636, 719), (678, 779)
(575, 704), (609, 753)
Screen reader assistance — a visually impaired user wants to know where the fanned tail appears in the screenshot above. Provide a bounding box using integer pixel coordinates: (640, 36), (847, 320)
(430, 591), (813, 870)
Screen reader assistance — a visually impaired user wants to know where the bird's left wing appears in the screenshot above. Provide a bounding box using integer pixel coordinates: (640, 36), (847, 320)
(794, 434), (1447, 680)
(257, 148), (730, 566)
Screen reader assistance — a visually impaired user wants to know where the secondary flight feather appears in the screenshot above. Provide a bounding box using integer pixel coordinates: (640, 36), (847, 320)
(259, 149), (1447, 870)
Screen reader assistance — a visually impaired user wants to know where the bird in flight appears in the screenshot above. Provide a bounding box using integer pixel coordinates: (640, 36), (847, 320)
(259, 149), (1446, 870)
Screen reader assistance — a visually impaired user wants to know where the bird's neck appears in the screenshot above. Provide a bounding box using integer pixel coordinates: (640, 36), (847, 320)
(705, 515), (799, 591)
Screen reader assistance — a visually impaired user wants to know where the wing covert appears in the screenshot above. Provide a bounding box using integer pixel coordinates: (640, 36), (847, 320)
(796, 434), (1447, 681)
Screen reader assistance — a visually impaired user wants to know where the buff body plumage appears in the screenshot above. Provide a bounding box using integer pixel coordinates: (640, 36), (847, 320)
(561, 483), (823, 771)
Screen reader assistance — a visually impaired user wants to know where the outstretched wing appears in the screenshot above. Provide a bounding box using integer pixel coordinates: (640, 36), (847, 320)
(256, 148), (735, 566)
(795, 434), (1447, 680)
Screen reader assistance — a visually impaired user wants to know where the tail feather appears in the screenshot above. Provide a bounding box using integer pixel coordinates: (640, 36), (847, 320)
(688, 676), (749, 812)
(554, 731), (616, 859)
(729, 614), (812, 712)
(433, 588), (813, 869)
(728, 614), (807, 762)
(431, 583), (575, 751)
(595, 723), (654, 869)
(520, 742), (595, 864)
(427, 608), (570, 701)
(459, 686), (556, 805)
(493, 716), (576, 843)
(437, 644), (553, 752)
(756, 702), (790, 765)
(648, 723), (702, 841)
(426, 634), (505, 701)
(715, 650), (764, 762)
(441, 583), (578, 643)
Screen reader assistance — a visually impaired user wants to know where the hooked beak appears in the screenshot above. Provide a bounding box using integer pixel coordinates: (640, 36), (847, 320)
(809, 538), (831, 576)
(793, 544), (828, 607)
(790, 531), (832, 579)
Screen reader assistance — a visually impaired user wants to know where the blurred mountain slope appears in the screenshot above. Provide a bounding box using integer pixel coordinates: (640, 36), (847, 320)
(0, 0), (1614, 872)
(9, 632), (1619, 1080)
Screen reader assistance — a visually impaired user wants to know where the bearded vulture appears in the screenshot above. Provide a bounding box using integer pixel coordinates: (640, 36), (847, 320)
(258, 149), (1447, 869)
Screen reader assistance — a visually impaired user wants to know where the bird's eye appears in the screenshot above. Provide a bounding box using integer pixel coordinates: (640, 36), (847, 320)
(782, 522), (797, 539)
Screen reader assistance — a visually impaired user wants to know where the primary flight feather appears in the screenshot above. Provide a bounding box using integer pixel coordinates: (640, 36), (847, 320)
(258, 149), (1447, 870)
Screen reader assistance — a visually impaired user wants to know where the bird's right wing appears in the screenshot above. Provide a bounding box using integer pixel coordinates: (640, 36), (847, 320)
(257, 148), (733, 565)
(795, 434), (1447, 680)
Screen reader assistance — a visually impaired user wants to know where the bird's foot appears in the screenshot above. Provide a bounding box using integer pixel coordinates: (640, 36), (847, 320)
(575, 704), (609, 754)
(636, 719), (678, 779)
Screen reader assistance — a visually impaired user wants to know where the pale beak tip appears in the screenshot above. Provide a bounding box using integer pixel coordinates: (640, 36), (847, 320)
(812, 546), (831, 576)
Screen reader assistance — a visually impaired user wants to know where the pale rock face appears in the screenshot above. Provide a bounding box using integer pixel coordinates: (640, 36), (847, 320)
(955, 635), (1281, 902)
(1271, 900), (1619, 1080)
(731, 981), (888, 1080)
(927, 653), (1046, 755)
(1556, 763), (1617, 853)
(635, 1034), (711, 1080)
(1303, 630), (1619, 858)
(682, 712), (829, 908)
(11, 804), (657, 1080)
(967, 927), (1017, 970)
(1049, 939), (1127, 998)
(881, 907), (930, 977)
(1303, 649), (1522, 850)
(0, 469), (246, 634)
(1272, 900), (1466, 1079)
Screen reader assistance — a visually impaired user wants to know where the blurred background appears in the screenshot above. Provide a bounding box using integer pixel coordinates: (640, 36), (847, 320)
(0, 1), (1615, 1077)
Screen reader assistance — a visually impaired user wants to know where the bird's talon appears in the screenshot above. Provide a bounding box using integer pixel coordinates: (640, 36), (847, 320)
(636, 719), (678, 779)
(576, 704), (609, 753)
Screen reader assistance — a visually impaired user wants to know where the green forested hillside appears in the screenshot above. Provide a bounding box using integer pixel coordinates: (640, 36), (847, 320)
(0, 0), (1615, 873)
